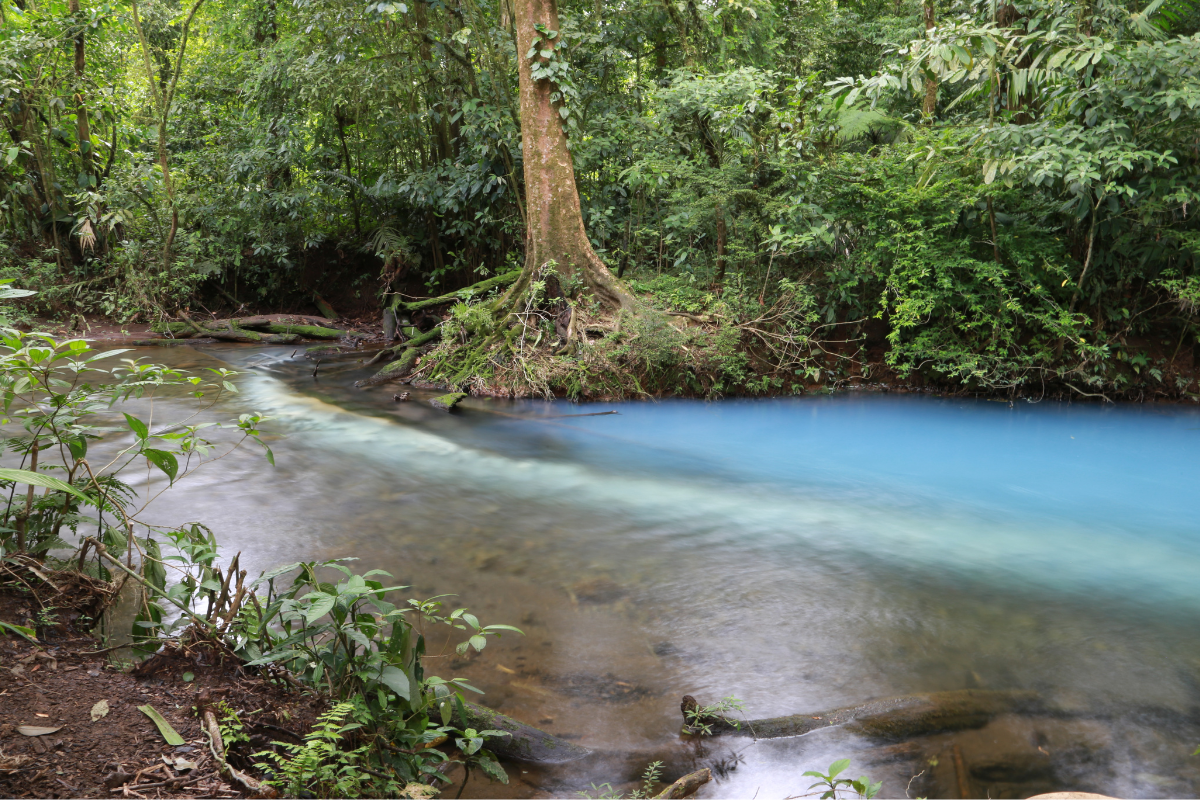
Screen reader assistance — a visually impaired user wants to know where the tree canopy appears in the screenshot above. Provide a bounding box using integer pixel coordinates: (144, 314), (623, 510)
(2, 0), (1199, 397)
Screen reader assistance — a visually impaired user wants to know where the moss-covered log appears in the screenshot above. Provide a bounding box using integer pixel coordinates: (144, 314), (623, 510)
(454, 702), (590, 763)
(152, 319), (344, 340)
(359, 327), (443, 385)
(259, 323), (344, 339)
(390, 270), (521, 314)
(682, 690), (1043, 741)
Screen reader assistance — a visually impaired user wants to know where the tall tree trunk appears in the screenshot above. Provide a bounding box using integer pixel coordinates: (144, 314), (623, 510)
(922, 0), (937, 117)
(510, 0), (630, 309)
(335, 109), (361, 235)
(696, 114), (726, 287)
(130, 0), (206, 270)
(69, 0), (93, 185)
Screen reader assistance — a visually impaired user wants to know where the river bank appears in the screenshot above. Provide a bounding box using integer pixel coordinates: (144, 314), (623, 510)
(23, 307), (1200, 405)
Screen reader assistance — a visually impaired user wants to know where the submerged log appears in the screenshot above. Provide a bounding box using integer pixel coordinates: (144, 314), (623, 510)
(682, 690), (1043, 741)
(391, 269), (521, 314)
(454, 702), (590, 764)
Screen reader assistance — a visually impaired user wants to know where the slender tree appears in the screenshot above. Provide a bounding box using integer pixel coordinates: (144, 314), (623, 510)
(68, 0), (93, 185)
(922, 0), (937, 117)
(129, 0), (206, 269)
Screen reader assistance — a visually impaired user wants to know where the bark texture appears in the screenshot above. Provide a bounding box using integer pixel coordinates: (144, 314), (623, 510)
(513, 0), (631, 309)
(922, 0), (938, 117)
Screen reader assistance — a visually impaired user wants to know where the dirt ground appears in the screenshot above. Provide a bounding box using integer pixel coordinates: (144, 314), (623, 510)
(0, 584), (324, 800)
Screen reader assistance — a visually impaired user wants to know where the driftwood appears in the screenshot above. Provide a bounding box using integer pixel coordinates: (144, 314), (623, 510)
(655, 768), (711, 799)
(453, 702), (590, 764)
(390, 269), (521, 314)
(682, 689), (1043, 741)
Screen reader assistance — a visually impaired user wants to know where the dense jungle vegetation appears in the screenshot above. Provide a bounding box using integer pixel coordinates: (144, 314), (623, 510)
(2, 0), (1200, 398)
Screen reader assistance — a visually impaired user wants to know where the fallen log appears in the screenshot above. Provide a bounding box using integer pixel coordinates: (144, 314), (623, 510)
(259, 323), (343, 340)
(313, 293), (338, 320)
(656, 768), (711, 799)
(153, 318), (343, 341)
(681, 689), (1043, 741)
(391, 269), (521, 314)
(454, 702), (590, 764)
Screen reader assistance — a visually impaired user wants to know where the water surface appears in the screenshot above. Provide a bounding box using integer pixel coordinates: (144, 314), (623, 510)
(100, 345), (1200, 798)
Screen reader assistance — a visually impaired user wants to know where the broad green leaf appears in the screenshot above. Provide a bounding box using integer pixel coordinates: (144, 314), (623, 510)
(143, 449), (179, 483)
(0, 620), (37, 642)
(379, 665), (412, 700)
(304, 592), (336, 623)
(124, 413), (148, 440)
(0, 469), (90, 503)
(138, 705), (185, 745)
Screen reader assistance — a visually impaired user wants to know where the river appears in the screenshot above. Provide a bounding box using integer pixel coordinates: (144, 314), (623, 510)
(102, 344), (1200, 799)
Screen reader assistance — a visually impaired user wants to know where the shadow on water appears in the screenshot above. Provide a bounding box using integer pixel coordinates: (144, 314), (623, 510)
(103, 344), (1200, 798)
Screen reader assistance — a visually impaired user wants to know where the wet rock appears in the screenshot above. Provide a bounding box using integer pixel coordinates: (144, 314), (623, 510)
(571, 576), (626, 604)
(430, 392), (467, 411)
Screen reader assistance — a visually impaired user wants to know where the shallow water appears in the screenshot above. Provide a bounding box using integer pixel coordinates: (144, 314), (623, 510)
(88, 345), (1200, 797)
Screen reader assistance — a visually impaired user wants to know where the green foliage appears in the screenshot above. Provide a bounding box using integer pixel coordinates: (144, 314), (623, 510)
(2, 0), (1198, 397)
(802, 759), (882, 800)
(683, 696), (745, 736)
(254, 703), (383, 799)
(0, 300), (271, 560)
(580, 760), (664, 800)
(228, 556), (517, 789)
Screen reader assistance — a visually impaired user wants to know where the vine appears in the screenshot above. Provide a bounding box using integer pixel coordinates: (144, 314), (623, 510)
(526, 24), (581, 129)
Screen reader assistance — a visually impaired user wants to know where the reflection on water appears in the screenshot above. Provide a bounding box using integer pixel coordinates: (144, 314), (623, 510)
(104, 345), (1200, 798)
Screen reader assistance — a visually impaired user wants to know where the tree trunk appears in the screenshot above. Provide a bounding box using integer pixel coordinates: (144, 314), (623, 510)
(69, 0), (93, 185)
(512, 0), (631, 309)
(130, 0), (206, 270)
(922, 0), (937, 117)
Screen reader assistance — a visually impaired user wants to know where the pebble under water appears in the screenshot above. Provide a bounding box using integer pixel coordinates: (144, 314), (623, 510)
(109, 345), (1200, 799)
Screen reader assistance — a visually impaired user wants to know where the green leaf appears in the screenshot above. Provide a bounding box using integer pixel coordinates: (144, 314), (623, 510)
(0, 620), (37, 642)
(378, 665), (411, 700)
(67, 436), (87, 461)
(124, 413), (148, 440)
(138, 705), (185, 745)
(475, 755), (508, 784)
(303, 592), (336, 623)
(827, 759), (851, 778)
(0, 469), (90, 504)
(143, 449), (178, 483)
